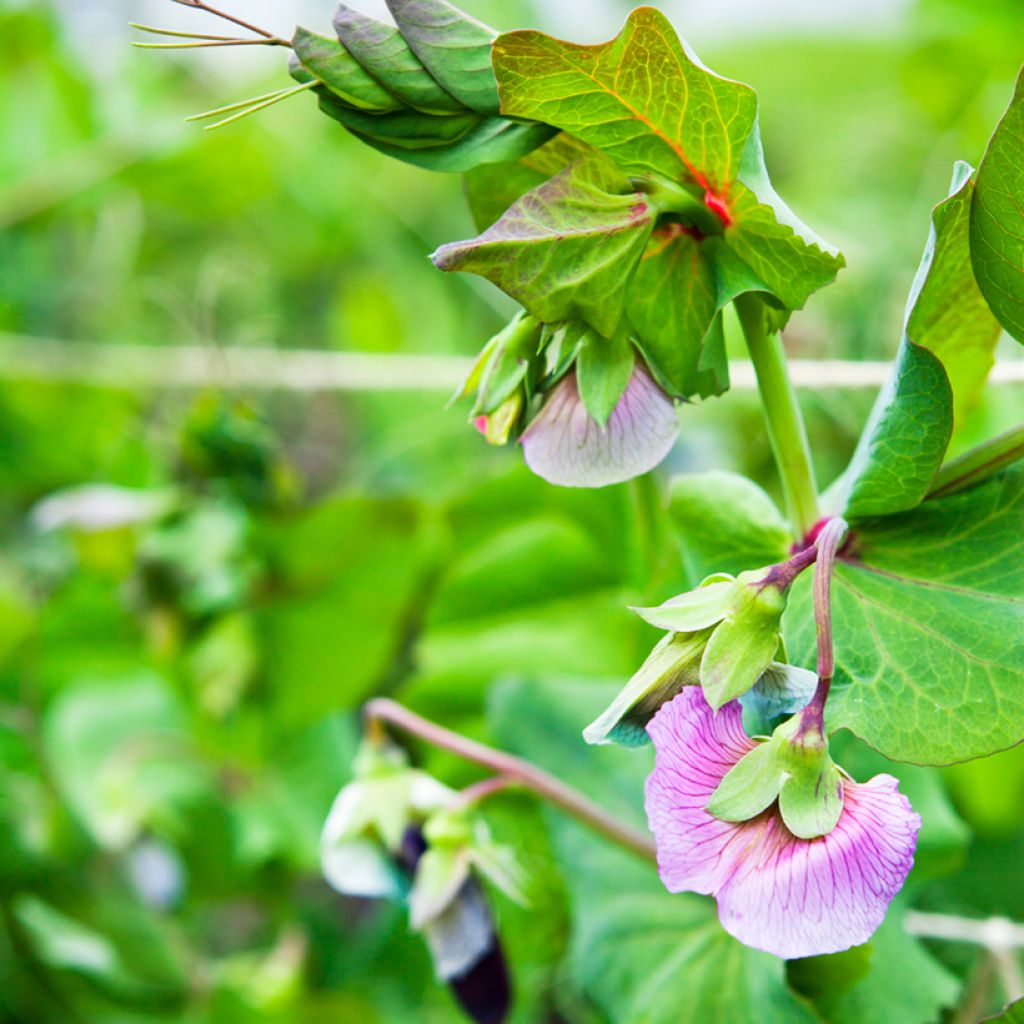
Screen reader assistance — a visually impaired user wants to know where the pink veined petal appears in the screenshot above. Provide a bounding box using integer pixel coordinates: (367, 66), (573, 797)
(519, 364), (679, 487)
(645, 688), (922, 959)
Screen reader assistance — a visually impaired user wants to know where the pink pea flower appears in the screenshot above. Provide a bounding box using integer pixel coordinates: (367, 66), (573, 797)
(645, 687), (921, 959)
(519, 363), (678, 487)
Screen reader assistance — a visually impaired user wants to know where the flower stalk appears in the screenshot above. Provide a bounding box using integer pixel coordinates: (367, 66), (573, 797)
(805, 516), (849, 728)
(735, 293), (820, 540)
(364, 699), (657, 863)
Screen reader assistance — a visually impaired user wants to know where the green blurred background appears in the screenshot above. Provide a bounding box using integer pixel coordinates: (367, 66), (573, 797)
(1, 0), (1023, 1021)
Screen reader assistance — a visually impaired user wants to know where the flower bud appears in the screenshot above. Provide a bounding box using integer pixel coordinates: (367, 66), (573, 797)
(320, 737), (453, 900)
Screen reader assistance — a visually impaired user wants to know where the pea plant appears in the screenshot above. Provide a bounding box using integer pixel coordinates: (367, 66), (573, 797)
(141, 2), (1024, 1021)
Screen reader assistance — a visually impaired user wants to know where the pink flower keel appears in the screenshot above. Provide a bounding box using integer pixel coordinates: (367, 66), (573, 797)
(644, 688), (921, 959)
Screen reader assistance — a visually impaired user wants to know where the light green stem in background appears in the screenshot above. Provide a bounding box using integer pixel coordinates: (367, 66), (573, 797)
(735, 294), (820, 539)
(928, 423), (1024, 499)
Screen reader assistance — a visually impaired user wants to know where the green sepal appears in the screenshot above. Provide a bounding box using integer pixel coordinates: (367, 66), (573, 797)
(386, 0), (501, 115)
(576, 328), (635, 427)
(291, 26), (404, 111)
(479, 392), (523, 445)
(700, 612), (781, 709)
(707, 708), (845, 839)
(632, 576), (737, 632)
(582, 629), (713, 747)
(778, 756), (844, 840)
(704, 741), (783, 822)
(467, 312), (542, 416)
(540, 321), (587, 387)
(771, 713), (844, 839)
(333, 4), (466, 114)
(409, 843), (471, 929)
(699, 571), (787, 708)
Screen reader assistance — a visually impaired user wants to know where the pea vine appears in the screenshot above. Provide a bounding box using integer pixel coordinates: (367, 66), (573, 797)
(141, 2), (1024, 1021)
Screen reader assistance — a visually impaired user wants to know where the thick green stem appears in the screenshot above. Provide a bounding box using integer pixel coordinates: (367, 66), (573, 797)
(735, 294), (820, 539)
(928, 423), (1024, 499)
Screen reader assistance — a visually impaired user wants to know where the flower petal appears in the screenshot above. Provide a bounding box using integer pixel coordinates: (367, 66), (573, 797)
(740, 662), (818, 721)
(520, 363), (678, 487)
(321, 837), (401, 899)
(645, 688), (921, 958)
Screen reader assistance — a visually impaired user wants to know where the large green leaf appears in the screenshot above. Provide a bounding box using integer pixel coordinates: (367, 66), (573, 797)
(492, 7), (843, 315)
(667, 470), (791, 580)
(971, 66), (1024, 343)
(790, 911), (959, 1024)
(830, 164), (996, 520)
(433, 157), (655, 337)
(490, 678), (820, 1023)
(786, 465), (1024, 765)
(494, 8), (756, 194)
(906, 162), (1001, 419)
(385, 0), (500, 114)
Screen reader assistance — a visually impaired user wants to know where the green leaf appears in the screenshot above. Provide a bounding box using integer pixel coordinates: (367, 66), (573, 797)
(494, 8), (757, 195)
(907, 162), (1001, 420)
(987, 999), (1024, 1023)
(318, 86), (553, 172)
(492, 8), (843, 315)
(385, 0), (500, 114)
(333, 4), (466, 114)
(971, 66), (1024, 343)
(833, 163), (1001, 519)
(463, 160), (547, 231)
(491, 678), (819, 1024)
(785, 465), (1024, 765)
(628, 231), (737, 399)
(261, 496), (437, 728)
(791, 911), (959, 1024)
(462, 134), (598, 230)
(433, 157), (655, 337)
(830, 339), (952, 520)
(576, 330), (635, 426)
(291, 27), (403, 111)
(42, 674), (209, 850)
(667, 471), (791, 580)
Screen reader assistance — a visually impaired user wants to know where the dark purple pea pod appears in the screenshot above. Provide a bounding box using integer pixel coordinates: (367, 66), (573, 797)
(399, 826), (512, 1024)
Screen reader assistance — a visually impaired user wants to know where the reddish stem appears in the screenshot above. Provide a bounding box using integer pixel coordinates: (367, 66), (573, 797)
(364, 699), (657, 863)
(804, 517), (849, 727)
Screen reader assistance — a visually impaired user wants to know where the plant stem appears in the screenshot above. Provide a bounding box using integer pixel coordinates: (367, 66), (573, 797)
(364, 698), (657, 863)
(735, 294), (820, 540)
(928, 423), (1024, 499)
(170, 0), (277, 40)
(805, 516), (848, 727)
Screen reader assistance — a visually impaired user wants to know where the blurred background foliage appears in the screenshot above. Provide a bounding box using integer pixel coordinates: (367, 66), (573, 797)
(0, 0), (1023, 1021)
